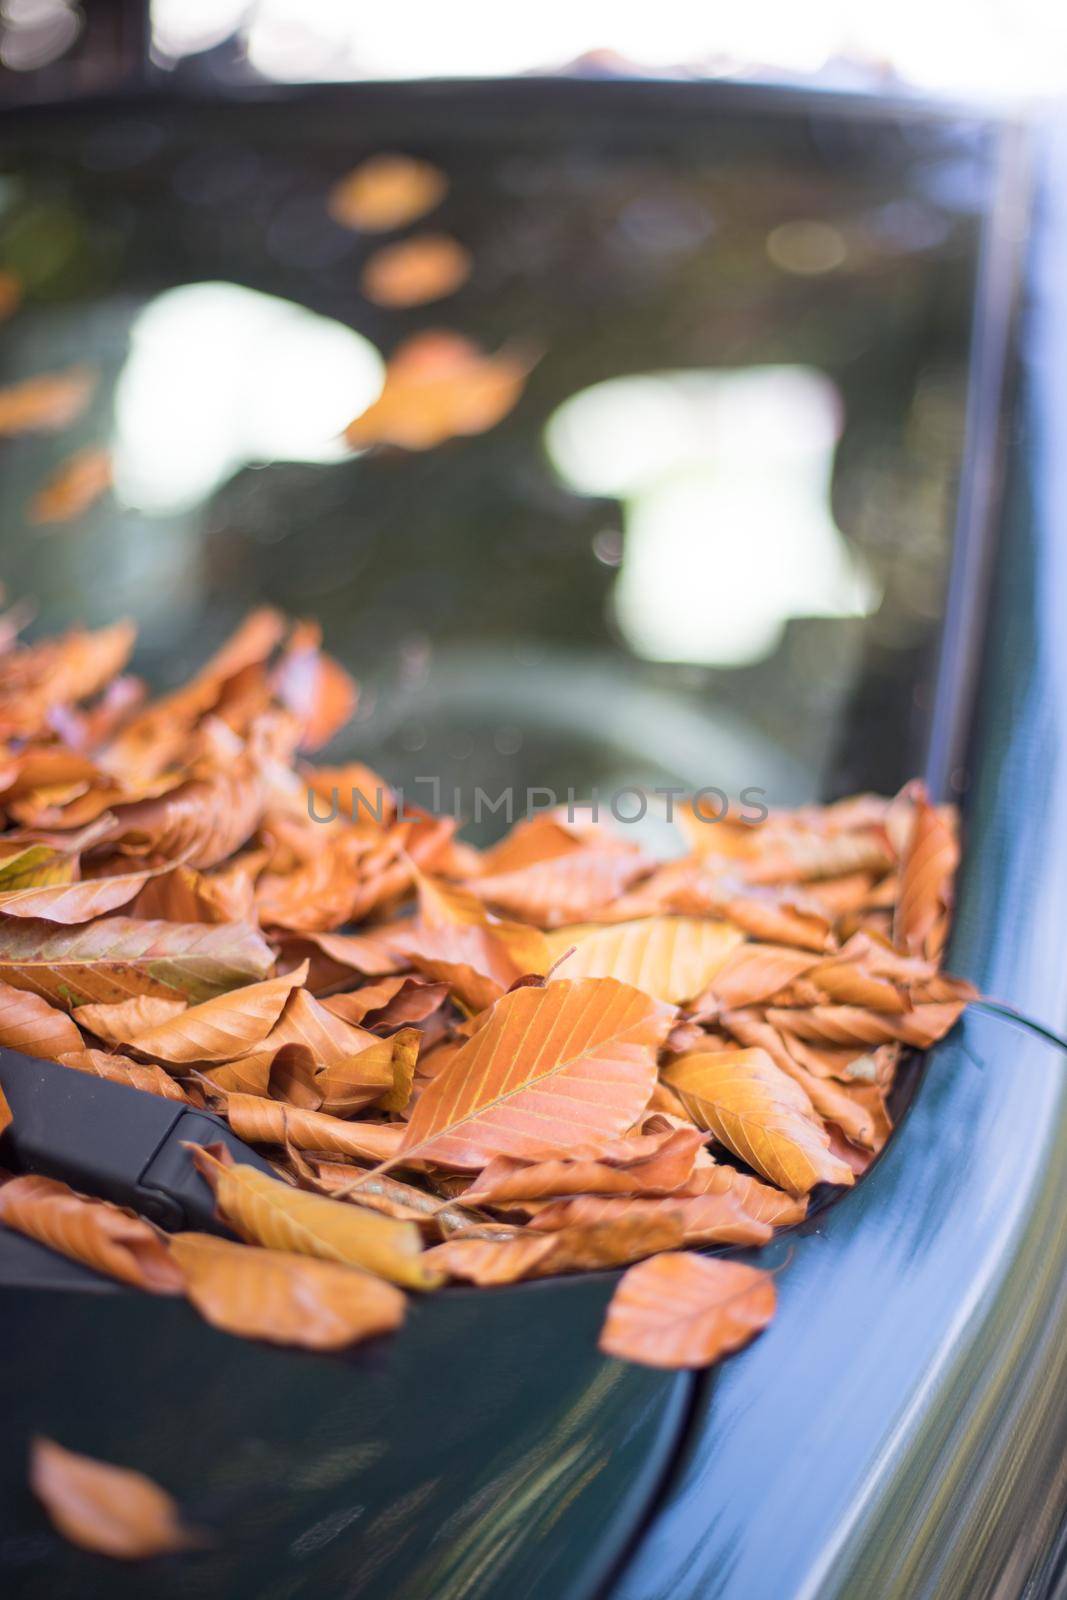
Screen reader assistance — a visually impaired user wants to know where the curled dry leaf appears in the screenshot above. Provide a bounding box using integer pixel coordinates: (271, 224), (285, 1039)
(426, 1210), (684, 1285)
(170, 1232), (406, 1350)
(58, 1048), (194, 1103)
(0, 1174), (184, 1292)
(30, 1436), (204, 1560)
(462, 1127), (707, 1204)
(327, 153), (447, 231)
(29, 447), (112, 525)
(662, 1049), (855, 1195)
(599, 1252), (776, 1369)
(344, 331), (531, 451)
(526, 1191), (773, 1248)
(224, 1095), (408, 1164)
(895, 784), (959, 959)
(96, 965), (309, 1064)
(361, 234), (472, 307)
(189, 1145), (443, 1290)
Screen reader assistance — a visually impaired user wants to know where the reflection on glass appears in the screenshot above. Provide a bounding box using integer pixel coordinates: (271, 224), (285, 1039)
(111, 282), (383, 514)
(546, 366), (879, 666)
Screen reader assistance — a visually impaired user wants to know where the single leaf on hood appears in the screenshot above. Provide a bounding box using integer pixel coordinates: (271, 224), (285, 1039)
(0, 867), (160, 924)
(662, 1049), (855, 1195)
(344, 331), (530, 452)
(30, 1437), (204, 1560)
(394, 978), (673, 1171)
(170, 1232), (406, 1350)
(361, 233), (471, 307)
(102, 764), (265, 871)
(0, 916), (274, 1006)
(223, 1095), (408, 1164)
(189, 1146), (442, 1290)
(464, 846), (652, 927)
(463, 1127), (706, 1204)
(526, 1190), (773, 1247)
(0, 366), (96, 436)
(545, 916), (743, 1005)
(0, 977), (84, 1059)
(58, 1048), (194, 1102)
(327, 153), (447, 231)
(0, 1174), (184, 1291)
(28, 446), (112, 525)
(599, 1251), (776, 1369)
(426, 1210), (684, 1286)
(894, 784), (959, 958)
(101, 966), (308, 1065)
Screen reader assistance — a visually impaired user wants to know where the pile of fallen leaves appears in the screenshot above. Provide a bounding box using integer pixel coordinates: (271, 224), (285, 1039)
(0, 606), (973, 1405)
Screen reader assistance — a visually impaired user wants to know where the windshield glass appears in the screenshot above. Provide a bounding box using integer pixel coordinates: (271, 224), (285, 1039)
(0, 88), (994, 837)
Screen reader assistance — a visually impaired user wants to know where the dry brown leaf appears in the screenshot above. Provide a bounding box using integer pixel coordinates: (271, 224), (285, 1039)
(0, 977), (84, 1059)
(190, 1145), (443, 1289)
(662, 1049), (855, 1195)
(599, 1251), (776, 1369)
(344, 331), (530, 451)
(895, 783), (959, 958)
(0, 867), (160, 924)
(30, 1437), (204, 1559)
(98, 965), (308, 1064)
(57, 1048), (194, 1102)
(525, 1190), (774, 1247)
(170, 1232), (406, 1349)
(29, 448), (112, 525)
(425, 1210), (684, 1285)
(224, 1095), (408, 1164)
(361, 233), (472, 307)
(0, 1174), (184, 1291)
(328, 153), (447, 231)
(462, 1127), (706, 1204)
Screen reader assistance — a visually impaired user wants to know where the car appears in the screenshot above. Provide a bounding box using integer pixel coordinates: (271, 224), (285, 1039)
(1, 71), (1061, 1600)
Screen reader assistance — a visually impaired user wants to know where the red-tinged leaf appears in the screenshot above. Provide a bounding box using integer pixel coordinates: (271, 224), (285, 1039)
(463, 1127), (706, 1204)
(0, 916), (274, 1007)
(425, 1211), (684, 1285)
(189, 1146), (443, 1290)
(0, 976), (84, 1059)
(57, 1048), (193, 1102)
(394, 978), (673, 1171)
(599, 1251), (776, 1369)
(464, 847), (652, 927)
(525, 1191), (773, 1247)
(170, 1232), (406, 1350)
(0, 867), (160, 924)
(0, 1174), (184, 1291)
(662, 1049), (855, 1195)
(30, 1437), (204, 1560)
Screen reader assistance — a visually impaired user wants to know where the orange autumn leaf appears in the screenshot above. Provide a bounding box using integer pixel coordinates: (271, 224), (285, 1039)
(327, 153), (447, 231)
(525, 1190), (773, 1248)
(223, 1095), (408, 1164)
(29, 447), (112, 525)
(190, 1146), (443, 1290)
(0, 914), (274, 1006)
(0, 366), (96, 436)
(170, 1232), (406, 1350)
(894, 783), (959, 958)
(58, 1048), (194, 1102)
(662, 1048), (855, 1195)
(425, 1210), (684, 1285)
(30, 1437), (204, 1560)
(695, 941), (821, 1012)
(73, 994), (187, 1044)
(0, 268), (21, 321)
(0, 866), (161, 924)
(0, 1174), (184, 1291)
(599, 1251), (776, 1369)
(344, 331), (530, 451)
(94, 965), (308, 1064)
(0, 1083), (9, 1136)
(463, 1127), (706, 1204)
(545, 916), (743, 1004)
(394, 978), (673, 1170)
(0, 977), (84, 1060)
(361, 233), (472, 307)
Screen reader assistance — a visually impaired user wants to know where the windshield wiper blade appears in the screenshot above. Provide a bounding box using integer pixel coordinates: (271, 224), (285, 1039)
(0, 1048), (275, 1234)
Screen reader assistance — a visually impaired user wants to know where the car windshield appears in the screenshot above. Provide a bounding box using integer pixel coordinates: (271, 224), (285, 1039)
(0, 87), (995, 838)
